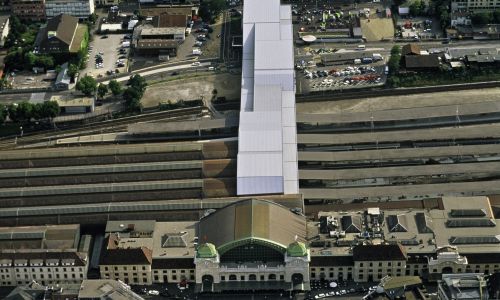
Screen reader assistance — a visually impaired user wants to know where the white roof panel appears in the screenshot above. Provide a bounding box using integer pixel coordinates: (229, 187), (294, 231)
(254, 41), (294, 70)
(239, 111), (281, 129)
(238, 130), (282, 152)
(282, 107), (296, 127)
(282, 91), (296, 108)
(280, 5), (292, 21)
(282, 126), (297, 144)
(283, 161), (299, 181)
(255, 23), (281, 41)
(254, 85), (282, 111)
(254, 70), (295, 91)
(280, 20), (293, 40)
(237, 176), (283, 195)
(243, 0), (280, 24)
(283, 144), (297, 162)
(237, 152), (283, 177)
(283, 180), (298, 194)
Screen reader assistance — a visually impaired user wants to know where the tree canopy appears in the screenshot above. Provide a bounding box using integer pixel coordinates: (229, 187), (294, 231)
(109, 79), (122, 96)
(76, 75), (97, 96)
(97, 83), (108, 99)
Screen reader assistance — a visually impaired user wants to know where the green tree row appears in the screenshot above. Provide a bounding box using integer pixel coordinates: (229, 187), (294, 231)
(123, 75), (147, 112)
(0, 101), (60, 124)
(471, 10), (500, 25)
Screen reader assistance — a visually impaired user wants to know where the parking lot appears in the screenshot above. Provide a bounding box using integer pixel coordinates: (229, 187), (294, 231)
(83, 34), (129, 78)
(296, 61), (386, 94)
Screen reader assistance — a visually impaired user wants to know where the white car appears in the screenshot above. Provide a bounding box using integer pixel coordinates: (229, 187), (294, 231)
(192, 62), (201, 66)
(147, 290), (159, 295)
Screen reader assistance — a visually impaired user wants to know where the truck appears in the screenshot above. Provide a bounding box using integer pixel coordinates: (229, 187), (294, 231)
(372, 53), (383, 61)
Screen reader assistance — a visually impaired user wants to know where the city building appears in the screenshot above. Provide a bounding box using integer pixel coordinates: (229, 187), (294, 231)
(0, 224), (90, 287)
(139, 5), (197, 19)
(45, 0), (94, 20)
(34, 14), (88, 54)
(132, 26), (184, 56)
(237, 0), (298, 195)
(78, 279), (144, 300)
(194, 199), (310, 292)
(0, 14), (10, 47)
(94, 0), (118, 7)
(308, 196), (500, 283)
(451, 0), (500, 12)
(50, 95), (94, 114)
(11, 0), (45, 21)
(438, 273), (489, 300)
(99, 220), (197, 286)
(4, 280), (80, 300)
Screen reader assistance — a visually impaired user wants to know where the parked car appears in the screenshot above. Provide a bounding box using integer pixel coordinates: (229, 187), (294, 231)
(147, 290), (159, 296)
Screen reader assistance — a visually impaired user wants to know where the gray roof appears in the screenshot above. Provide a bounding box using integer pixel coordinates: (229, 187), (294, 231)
(46, 14), (79, 46)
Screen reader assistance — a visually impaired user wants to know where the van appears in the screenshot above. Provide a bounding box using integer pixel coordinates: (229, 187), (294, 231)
(384, 66), (389, 74)
(354, 59), (362, 64)
(208, 66), (215, 71)
(356, 45), (366, 50)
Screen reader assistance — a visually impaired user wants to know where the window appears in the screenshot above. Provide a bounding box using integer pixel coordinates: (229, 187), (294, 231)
(172, 270), (177, 274)
(280, 275), (284, 280)
(104, 267), (109, 271)
(260, 275), (264, 280)
(388, 262), (391, 267)
(249, 274), (256, 281)
(311, 273), (316, 278)
(221, 276), (225, 281)
(229, 274), (237, 281)
(269, 274), (276, 280)
(142, 266), (146, 271)
(133, 266), (136, 271)
(154, 275), (159, 281)
(240, 275), (245, 281)
(360, 263), (363, 267)
(379, 262), (382, 267)
(172, 275), (177, 280)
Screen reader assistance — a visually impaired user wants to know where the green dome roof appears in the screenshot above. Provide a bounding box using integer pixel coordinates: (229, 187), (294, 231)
(197, 243), (217, 258)
(287, 241), (307, 257)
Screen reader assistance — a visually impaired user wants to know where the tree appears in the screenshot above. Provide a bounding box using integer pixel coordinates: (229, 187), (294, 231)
(388, 45), (401, 76)
(127, 75), (147, 96)
(41, 101), (60, 119)
(109, 79), (122, 96)
(471, 12), (493, 25)
(0, 104), (7, 124)
(35, 55), (55, 69)
(97, 83), (108, 99)
(32, 103), (43, 120)
(199, 0), (226, 22)
(494, 10), (500, 23)
(8, 102), (33, 123)
(68, 64), (79, 78)
(76, 75), (97, 96)
(123, 87), (142, 111)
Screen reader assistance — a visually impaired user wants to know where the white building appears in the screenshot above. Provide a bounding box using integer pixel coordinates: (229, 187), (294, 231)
(236, 0), (298, 196)
(45, 0), (95, 19)
(0, 14), (10, 47)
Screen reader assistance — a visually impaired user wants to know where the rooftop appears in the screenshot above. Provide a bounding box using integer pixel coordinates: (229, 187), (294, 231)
(141, 27), (185, 36)
(78, 279), (144, 300)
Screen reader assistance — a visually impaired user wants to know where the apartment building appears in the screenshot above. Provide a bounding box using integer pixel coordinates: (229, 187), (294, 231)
(309, 196), (500, 283)
(11, 0), (45, 21)
(451, 0), (500, 12)
(99, 220), (197, 286)
(0, 224), (90, 287)
(45, 0), (94, 19)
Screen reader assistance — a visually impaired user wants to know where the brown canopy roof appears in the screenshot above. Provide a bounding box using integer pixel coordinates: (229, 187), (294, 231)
(352, 244), (407, 261)
(402, 43), (421, 56)
(405, 55), (440, 69)
(198, 199), (306, 251)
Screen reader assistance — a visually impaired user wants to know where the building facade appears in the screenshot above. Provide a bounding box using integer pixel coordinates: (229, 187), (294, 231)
(451, 0), (500, 12)
(0, 224), (90, 287)
(45, 0), (94, 19)
(11, 0), (45, 20)
(194, 199), (310, 292)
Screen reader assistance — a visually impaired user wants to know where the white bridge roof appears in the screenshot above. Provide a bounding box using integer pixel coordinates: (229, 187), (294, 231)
(237, 0), (298, 195)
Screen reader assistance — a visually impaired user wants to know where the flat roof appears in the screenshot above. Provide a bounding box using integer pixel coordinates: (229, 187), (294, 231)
(298, 123), (500, 145)
(297, 100), (500, 124)
(298, 144), (500, 162)
(301, 180), (500, 200)
(141, 27), (185, 36)
(152, 221), (197, 259)
(50, 95), (94, 107)
(299, 161), (500, 180)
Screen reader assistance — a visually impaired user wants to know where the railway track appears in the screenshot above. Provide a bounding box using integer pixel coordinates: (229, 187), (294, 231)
(0, 107), (205, 150)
